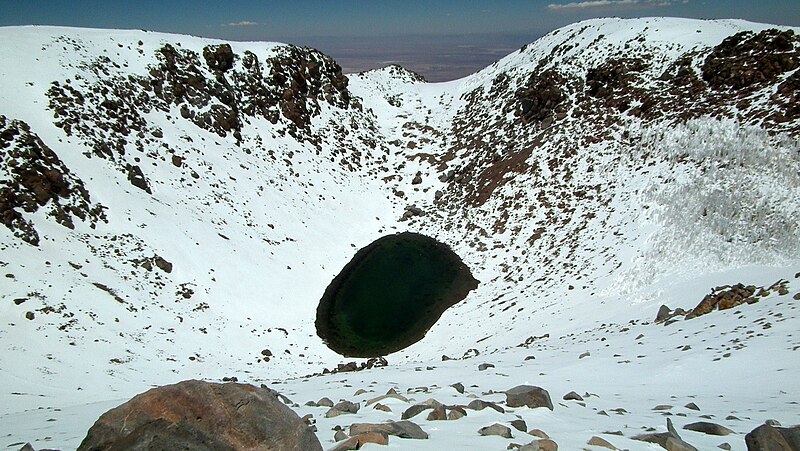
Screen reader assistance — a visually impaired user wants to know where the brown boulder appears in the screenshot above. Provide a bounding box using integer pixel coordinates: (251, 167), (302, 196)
(77, 379), (321, 451)
(505, 385), (554, 410)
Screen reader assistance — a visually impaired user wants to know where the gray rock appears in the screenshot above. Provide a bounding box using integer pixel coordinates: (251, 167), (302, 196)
(402, 404), (433, 420)
(373, 403), (392, 412)
(682, 421), (734, 436)
(563, 391), (584, 401)
(350, 421), (429, 440)
(745, 423), (800, 450)
(334, 430), (348, 442)
(333, 400), (360, 413)
(587, 436), (617, 449)
(632, 418), (697, 451)
(365, 392), (409, 405)
(451, 382), (465, 394)
(317, 397), (334, 407)
(505, 385), (554, 410)
(478, 363), (495, 371)
(466, 399), (505, 413)
(479, 423), (513, 438)
(656, 305), (672, 323)
(511, 419), (528, 432)
(76, 380), (321, 451)
(521, 438), (559, 450)
(447, 408), (467, 420)
(426, 406), (447, 421)
(325, 400), (359, 418)
(330, 436), (359, 451)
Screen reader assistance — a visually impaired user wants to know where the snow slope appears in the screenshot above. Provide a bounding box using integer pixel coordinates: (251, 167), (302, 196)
(0, 17), (799, 450)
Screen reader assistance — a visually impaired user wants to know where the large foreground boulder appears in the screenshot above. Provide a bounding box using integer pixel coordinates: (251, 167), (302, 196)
(77, 379), (322, 451)
(745, 423), (800, 450)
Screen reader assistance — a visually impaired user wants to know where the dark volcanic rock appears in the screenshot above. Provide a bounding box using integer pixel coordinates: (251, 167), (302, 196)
(702, 29), (799, 91)
(0, 116), (106, 245)
(77, 379), (321, 451)
(126, 164), (151, 194)
(515, 69), (567, 123)
(203, 44), (235, 73)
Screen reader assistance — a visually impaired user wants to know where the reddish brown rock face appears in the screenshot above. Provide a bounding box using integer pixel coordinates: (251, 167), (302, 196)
(77, 380), (322, 451)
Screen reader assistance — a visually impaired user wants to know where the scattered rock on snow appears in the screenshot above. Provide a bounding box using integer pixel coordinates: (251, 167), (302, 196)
(447, 408), (467, 420)
(529, 429), (550, 439)
(334, 430), (348, 442)
(682, 421), (734, 436)
(632, 418), (698, 451)
(511, 419), (528, 432)
(467, 399), (506, 413)
(373, 403), (392, 413)
(479, 423), (513, 438)
(326, 400), (360, 418)
(505, 385), (554, 410)
(520, 438), (558, 450)
(349, 421), (428, 440)
(563, 391), (584, 401)
(401, 404), (433, 420)
(587, 435), (617, 449)
(426, 406), (447, 421)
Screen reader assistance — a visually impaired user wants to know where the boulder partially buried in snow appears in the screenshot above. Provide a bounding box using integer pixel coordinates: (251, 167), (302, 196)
(77, 379), (322, 451)
(632, 418), (697, 451)
(505, 385), (554, 410)
(349, 421), (429, 440)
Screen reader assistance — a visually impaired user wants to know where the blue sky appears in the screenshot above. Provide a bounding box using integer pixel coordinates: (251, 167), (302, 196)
(2, 1), (798, 81)
(1, 1), (797, 40)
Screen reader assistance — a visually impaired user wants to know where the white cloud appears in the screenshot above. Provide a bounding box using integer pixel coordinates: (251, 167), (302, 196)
(222, 21), (258, 27)
(547, 0), (681, 10)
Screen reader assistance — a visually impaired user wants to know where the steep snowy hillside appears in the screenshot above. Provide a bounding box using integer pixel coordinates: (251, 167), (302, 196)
(1, 17), (799, 450)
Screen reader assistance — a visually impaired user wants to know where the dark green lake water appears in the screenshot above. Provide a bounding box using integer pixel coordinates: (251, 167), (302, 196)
(316, 232), (479, 357)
